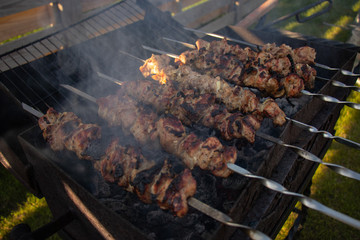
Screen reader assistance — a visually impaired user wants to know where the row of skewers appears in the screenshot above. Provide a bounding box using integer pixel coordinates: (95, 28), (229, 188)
(28, 35), (360, 239)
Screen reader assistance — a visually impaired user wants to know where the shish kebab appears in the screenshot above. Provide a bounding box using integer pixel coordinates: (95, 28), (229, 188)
(161, 38), (316, 98)
(96, 74), (262, 143)
(117, 51), (360, 150)
(98, 71), (360, 151)
(33, 100), (360, 230)
(60, 84), (237, 178)
(25, 105), (272, 240)
(62, 84), (360, 182)
(136, 52), (287, 126)
(183, 27), (360, 78)
(142, 45), (360, 111)
(35, 107), (197, 217)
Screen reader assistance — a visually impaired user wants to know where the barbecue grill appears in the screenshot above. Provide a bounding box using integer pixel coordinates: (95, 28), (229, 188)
(1, 0), (360, 239)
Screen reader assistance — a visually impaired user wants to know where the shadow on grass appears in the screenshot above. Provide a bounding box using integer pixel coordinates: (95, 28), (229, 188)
(0, 165), (29, 217)
(0, 165), (60, 240)
(1, 202), (61, 240)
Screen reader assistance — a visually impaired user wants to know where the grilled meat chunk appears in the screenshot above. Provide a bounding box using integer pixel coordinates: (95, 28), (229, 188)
(120, 79), (261, 142)
(38, 108), (101, 160)
(174, 39), (316, 98)
(140, 54), (286, 125)
(96, 139), (196, 217)
(156, 115), (237, 178)
(97, 92), (237, 177)
(39, 108), (196, 217)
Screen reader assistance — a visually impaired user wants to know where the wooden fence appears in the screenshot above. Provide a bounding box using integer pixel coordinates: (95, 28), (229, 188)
(0, 0), (277, 51)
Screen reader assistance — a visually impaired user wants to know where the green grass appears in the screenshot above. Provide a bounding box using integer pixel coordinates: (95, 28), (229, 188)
(267, 0), (360, 239)
(0, 165), (60, 239)
(265, 0), (360, 41)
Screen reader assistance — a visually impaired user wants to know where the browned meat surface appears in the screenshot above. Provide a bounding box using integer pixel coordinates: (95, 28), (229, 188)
(295, 63), (317, 89)
(38, 108), (101, 160)
(293, 46), (316, 65)
(139, 54), (286, 125)
(121, 79), (261, 143)
(174, 39), (316, 98)
(39, 108), (196, 217)
(281, 73), (305, 98)
(156, 115), (237, 178)
(97, 93), (158, 144)
(97, 92), (237, 177)
(96, 139), (197, 217)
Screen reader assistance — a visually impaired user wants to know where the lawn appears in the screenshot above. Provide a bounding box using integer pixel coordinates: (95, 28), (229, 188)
(1, 1), (360, 240)
(265, 0), (360, 239)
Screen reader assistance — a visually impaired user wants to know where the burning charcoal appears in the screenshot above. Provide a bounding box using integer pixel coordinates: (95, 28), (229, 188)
(92, 171), (111, 197)
(222, 200), (236, 213)
(194, 223), (205, 234)
(222, 174), (247, 190)
(146, 210), (175, 226)
(99, 198), (128, 212)
(193, 172), (218, 205)
(175, 213), (199, 227)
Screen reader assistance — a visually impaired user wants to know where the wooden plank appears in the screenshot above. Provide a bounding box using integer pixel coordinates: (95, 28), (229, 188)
(229, 25), (264, 45)
(81, 0), (119, 13)
(0, 4), (55, 43)
(0, 138), (41, 196)
(198, 11), (236, 34)
(0, 0), (51, 17)
(173, 0), (232, 28)
(235, 0), (278, 27)
(233, 0), (266, 23)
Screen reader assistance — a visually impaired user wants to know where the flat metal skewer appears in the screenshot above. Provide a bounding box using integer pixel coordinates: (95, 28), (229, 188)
(301, 90), (360, 110)
(255, 132), (360, 181)
(28, 98), (271, 240)
(227, 163), (360, 230)
(183, 27), (360, 77)
(117, 49), (360, 151)
(285, 117), (360, 150)
(162, 37), (360, 92)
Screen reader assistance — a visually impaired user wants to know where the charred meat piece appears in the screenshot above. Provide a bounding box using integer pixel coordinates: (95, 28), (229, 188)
(156, 115), (237, 178)
(38, 108), (101, 160)
(121, 79), (261, 143)
(96, 139), (197, 217)
(39, 108), (196, 217)
(97, 92), (237, 177)
(174, 39), (316, 98)
(139, 54), (286, 125)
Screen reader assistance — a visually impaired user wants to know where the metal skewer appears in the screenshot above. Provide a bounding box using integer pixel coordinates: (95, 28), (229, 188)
(117, 49), (360, 151)
(162, 37), (360, 92)
(141, 45), (360, 111)
(255, 132), (360, 181)
(25, 101), (271, 240)
(301, 90), (360, 110)
(61, 83), (360, 183)
(285, 117), (360, 150)
(227, 163), (360, 230)
(183, 27), (360, 77)
(26, 95), (360, 232)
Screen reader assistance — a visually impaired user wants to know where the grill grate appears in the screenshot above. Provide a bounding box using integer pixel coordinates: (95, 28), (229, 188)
(0, 0), (145, 73)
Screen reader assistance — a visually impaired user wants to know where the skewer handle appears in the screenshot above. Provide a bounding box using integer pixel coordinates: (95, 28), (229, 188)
(286, 117), (360, 150)
(301, 90), (360, 110)
(255, 132), (360, 181)
(227, 163), (360, 230)
(188, 197), (271, 240)
(315, 63), (360, 77)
